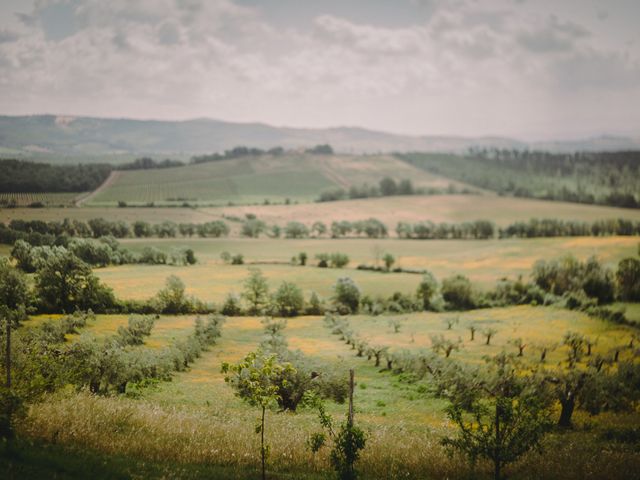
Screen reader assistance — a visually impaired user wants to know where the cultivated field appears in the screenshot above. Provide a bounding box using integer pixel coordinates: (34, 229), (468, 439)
(84, 154), (469, 206)
(4, 194), (640, 236)
(0, 192), (81, 207)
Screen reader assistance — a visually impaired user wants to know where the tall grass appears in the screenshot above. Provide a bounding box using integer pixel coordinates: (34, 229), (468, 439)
(19, 391), (640, 479)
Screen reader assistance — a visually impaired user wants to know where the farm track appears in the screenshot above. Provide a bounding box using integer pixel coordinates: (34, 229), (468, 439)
(74, 171), (122, 206)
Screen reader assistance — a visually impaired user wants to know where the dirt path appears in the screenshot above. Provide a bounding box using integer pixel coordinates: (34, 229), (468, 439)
(74, 170), (122, 206)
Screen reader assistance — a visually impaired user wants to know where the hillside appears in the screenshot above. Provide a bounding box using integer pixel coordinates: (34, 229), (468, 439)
(1, 115), (639, 161)
(85, 153), (465, 206)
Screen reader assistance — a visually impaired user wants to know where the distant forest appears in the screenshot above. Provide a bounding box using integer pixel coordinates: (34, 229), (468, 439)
(399, 150), (640, 208)
(0, 159), (112, 193)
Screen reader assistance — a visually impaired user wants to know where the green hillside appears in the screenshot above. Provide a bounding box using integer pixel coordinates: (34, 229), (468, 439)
(86, 153), (460, 206)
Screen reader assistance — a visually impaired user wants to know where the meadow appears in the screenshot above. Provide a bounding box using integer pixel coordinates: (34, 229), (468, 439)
(94, 236), (639, 302)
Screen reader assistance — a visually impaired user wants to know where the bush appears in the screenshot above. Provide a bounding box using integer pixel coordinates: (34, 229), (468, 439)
(273, 281), (305, 317)
(284, 222), (309, 239)
(441, 275), (475, 310)
(616, 257), (640, 301)
(333, 278), (361, 314)
(155, 276), (192, 314)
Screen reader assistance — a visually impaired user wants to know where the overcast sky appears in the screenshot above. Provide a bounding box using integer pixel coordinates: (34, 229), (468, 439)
(0, 0), (639, 140)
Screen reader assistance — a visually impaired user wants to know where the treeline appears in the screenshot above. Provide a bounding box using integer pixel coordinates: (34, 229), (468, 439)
(0, 218), (230, 245)
(11, 238), (196, 270)
(3, 216), (640, 246)
(400, 150), (640, 209)
(0, 159), (112, 193)
(190, 144), (331, 165)
(316, 176), (475, 202)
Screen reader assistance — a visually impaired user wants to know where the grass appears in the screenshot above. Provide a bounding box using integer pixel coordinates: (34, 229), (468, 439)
(85, 153), (457, 207)
(93, 236), (639, 302)
(16, 306), (640, 479)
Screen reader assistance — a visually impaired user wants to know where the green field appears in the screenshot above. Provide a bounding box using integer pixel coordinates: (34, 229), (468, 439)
(85, 154), (465, 206)
(18, 306), (640, 479)
(94, 236), (638, 302)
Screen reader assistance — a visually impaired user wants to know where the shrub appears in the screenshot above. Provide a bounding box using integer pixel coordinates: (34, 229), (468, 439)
(333, 278), (361, 314)
(272, 281), (305, 317)
(441, 275), (475, 310)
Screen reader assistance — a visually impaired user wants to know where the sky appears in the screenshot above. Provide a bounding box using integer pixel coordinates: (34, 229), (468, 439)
(0, 0), (639, 140)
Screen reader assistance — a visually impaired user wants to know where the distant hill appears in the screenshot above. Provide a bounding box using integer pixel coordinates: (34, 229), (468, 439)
(1, 115), (638, 162)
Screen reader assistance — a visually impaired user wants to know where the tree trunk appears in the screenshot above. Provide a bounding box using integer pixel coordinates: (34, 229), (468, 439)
(261, 405), (266, 480)
(494, 401), (501, 480)
(558, 396), (575, 427)
(5, 317), (11, 388)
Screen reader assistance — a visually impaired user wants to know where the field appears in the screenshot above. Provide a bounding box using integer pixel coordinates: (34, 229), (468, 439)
(94, 236), (639, 302)
(16, 306), (640, 479)
(3, 194), (640, 236)
(84, 154), (465, 207)
(0, 192), (81, 207)
(2, 151), (640, 480)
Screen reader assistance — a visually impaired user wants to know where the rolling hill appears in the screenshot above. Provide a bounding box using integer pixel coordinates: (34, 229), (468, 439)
(83, 153), (467, 206)
(1, 114), (638, 161)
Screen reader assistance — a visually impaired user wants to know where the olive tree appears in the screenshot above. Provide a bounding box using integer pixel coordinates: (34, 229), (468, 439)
(222, 352), (295, 480)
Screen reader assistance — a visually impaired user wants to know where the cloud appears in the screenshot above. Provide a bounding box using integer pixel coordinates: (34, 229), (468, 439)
(0, 0), (639, 139)
(517, 15), (590, 53)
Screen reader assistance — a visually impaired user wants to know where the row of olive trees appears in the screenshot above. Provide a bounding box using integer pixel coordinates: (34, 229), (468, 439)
(324, 312), (640, 479)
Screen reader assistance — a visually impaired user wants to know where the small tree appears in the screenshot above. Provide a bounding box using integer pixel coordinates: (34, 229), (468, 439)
(416, 271), (438, 310)
(243, 268), (270, 315)
(222, 352), (294, 480)
(382, 253), (395, 272)
(305, 370), (366, 480)
(156, 275), (190, 314)
(511, 338), (526, 357)
(467, 323), (477, 341)
(333, 278), (360, 314)
(430, 334), (462, 358)
(298, 252), (308, 266)
(388, 317), (404, 333)
(482, 328), (497, 346)
(272, 282), (304, 317)
(441, 354), (553, 480)
(442, 275), (475, 310)
(444, 316), (459, 330)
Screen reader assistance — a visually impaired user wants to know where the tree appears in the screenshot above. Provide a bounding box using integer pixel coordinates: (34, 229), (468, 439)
(222, 352), (295, 480)
(482, 328), (497, 345)
(284, 222), (309, 239)
(441, 354), (552, 480)
(442, 275), (475, 310)
(333, 278), (360, 314)
(379, 177), (398, 196)
(382, 253), (395, 272)
(298, 252), (308, 266)
(305, 370), (366, 480)
(243, 269), (270, 315)
(430, 334), (462, 358)
(0, 259), (29, 388)
(416, 271), (438, 310)
(312, 221), (327, 237)
(616, 257), (640, 301)
(330, 253), (350, 268)
(35, 248), (115, 313)
(273, 282), (304, 317)
(156, 275), (191, 314)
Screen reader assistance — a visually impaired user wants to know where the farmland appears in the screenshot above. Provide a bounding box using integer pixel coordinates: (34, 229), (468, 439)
(0, 192), (81, 207)
(1, 144), (640, 480)
(95, 236), (639, 302)
(86, 154), (465, 207)
(14, 306), (640, 480)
